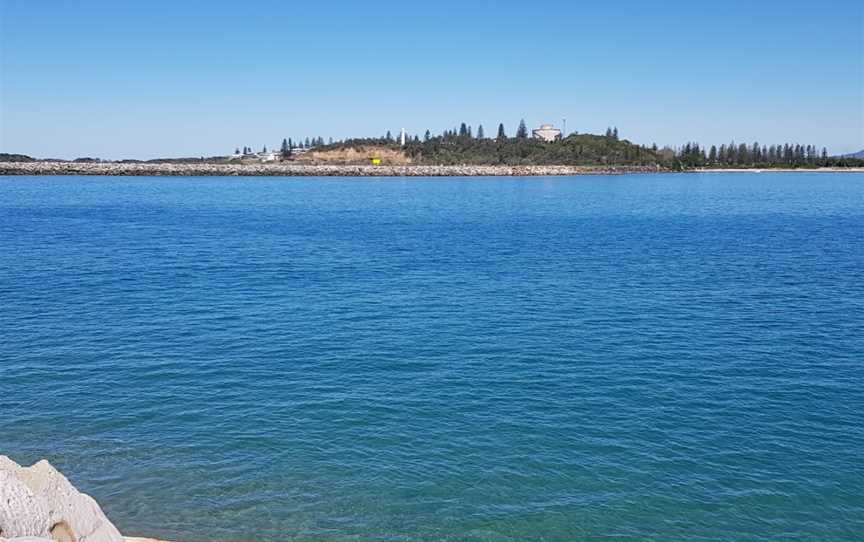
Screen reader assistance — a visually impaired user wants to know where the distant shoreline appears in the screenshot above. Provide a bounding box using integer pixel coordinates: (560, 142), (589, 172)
(1, 161), (862, 177)
(695, 167), (864, 173)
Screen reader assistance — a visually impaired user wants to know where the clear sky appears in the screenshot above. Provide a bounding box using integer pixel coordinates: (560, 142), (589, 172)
(1, 0), (862, 159)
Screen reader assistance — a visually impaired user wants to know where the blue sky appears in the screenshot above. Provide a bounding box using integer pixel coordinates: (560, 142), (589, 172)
(1, 0), (862, 159)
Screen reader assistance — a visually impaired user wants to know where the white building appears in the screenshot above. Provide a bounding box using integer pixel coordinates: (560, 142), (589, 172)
(228, 148), (280, 161)
(532, 124), (562, 142)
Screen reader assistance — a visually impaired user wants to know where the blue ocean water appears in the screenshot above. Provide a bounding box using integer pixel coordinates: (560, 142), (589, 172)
(1, 173), (862, 542)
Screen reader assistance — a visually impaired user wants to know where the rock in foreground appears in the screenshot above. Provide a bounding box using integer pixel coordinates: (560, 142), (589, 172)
(0, 456), (124, 542)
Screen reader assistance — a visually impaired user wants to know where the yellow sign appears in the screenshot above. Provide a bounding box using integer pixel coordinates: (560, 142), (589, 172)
(370, 157), (381, 165)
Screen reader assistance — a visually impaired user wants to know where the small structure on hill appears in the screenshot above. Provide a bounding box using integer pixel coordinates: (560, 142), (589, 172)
(228, 147), (280, 162)
(532, 123), (562, 142)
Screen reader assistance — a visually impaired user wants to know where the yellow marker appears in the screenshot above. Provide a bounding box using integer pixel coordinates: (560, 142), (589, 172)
(370, 158), (381, 166)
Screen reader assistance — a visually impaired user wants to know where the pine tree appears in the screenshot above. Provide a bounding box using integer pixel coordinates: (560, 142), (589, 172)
(385, 131), (392, 142)
(605, 127), (613, 138)
(612, 127), (619, 140)
(709, 145), (717, 164)
(516, 119), (528, 139)
(737, 143), (748, 165)
(477, 125), (485, 139)
(424, 130), (431, 142)
(497, 123), (506, 140)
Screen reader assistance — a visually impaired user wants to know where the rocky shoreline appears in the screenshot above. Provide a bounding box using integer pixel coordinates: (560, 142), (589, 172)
(0, 161), (663, 177)
(0, 456), (169, 542)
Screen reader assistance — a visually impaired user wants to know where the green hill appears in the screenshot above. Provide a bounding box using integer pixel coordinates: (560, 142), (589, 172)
(320, 133), (663, 167)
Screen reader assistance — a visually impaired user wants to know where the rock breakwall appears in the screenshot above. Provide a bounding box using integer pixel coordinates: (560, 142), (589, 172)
(0, 162), (663, 177)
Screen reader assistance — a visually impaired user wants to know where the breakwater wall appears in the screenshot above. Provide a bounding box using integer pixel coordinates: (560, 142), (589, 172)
(0, 161), (664, 177)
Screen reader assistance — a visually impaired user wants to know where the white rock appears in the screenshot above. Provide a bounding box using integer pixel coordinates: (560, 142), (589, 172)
(0, 470), (51, 539)
(0, 456), (124, 542)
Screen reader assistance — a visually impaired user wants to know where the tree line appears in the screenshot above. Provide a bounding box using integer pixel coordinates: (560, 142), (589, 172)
(672, 141), (843, 168)
(237, 120), (862, 169)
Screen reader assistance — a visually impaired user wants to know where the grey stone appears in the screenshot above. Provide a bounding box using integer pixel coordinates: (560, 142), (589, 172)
(0, 161), (662, 177)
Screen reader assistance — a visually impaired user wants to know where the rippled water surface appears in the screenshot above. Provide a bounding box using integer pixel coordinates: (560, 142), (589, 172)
(2, 173), (863, 541)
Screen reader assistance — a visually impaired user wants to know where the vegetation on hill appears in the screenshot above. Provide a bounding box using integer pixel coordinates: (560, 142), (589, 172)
(0, 153), (35, 162)
(317, 131), (660, 166)
(310, 128), (864, 169)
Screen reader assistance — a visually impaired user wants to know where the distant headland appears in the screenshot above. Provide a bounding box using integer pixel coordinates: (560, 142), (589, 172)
(3, 121), (863, 176)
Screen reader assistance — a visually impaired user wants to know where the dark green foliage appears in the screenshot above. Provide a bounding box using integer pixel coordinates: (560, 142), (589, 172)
(696, 140), (859, 168)
(400, 132), (662, 166)
(291, 125), (863, 170)
(0, 153), (35, 162)
(516, 119), (528, 139)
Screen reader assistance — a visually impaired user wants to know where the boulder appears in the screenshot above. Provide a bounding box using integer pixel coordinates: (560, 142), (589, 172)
(0, 471), (51, 539)
(0, 457), (124, 542)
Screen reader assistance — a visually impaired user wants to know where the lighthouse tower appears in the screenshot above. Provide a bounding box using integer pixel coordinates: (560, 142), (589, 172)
(400, 128), (406, 147)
